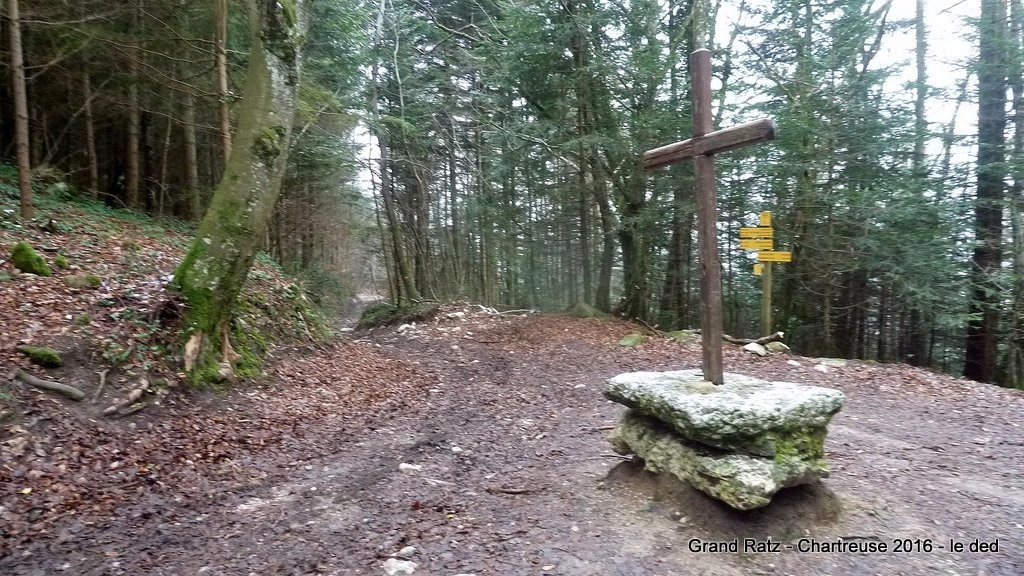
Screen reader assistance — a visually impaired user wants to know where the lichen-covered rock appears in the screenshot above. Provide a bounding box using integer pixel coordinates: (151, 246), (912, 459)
(742, 342), (768, 356)
(63, 274), (101, 289)
(11, 241), (52, 276)
(610, 411), (829, 510)
(603, 369), (844, 457)
(765, 341), (791, 354)
(618, 333), (646, 347)
(665, 330), (700, 343)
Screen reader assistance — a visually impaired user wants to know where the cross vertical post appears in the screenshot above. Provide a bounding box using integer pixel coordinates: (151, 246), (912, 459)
(691, 49), (724, 385)
(642, 49), (775, 386)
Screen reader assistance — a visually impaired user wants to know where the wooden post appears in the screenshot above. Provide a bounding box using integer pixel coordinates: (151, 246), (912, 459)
(691, 49), (724, 385)
(761, 261), (773, 336)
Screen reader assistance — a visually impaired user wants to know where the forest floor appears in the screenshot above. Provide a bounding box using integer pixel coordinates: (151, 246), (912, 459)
(3, 298), (1024, 575)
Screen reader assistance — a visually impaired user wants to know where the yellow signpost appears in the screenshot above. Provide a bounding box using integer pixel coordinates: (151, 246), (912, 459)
(757, 250), (792, 263)
(736, 212), (791, 336)
(739, 238), (773, 250)
(739, 227), (774, 238)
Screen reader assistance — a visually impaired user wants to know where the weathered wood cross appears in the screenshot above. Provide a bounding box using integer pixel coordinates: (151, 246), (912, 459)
(642, 49), (775, 386)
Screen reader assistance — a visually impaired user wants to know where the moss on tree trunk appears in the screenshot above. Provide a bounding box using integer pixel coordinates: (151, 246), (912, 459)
(172, 0), (308, 384)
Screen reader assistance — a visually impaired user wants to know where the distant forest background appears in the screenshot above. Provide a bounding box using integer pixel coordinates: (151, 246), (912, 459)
(2, 0), (1023, 388)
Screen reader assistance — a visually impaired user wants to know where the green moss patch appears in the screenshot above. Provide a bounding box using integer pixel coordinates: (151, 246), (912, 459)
(54, 254), (69, 269)
(666, 330), (700, 343)
(17, 345), (62, 367)
(11, 241), (52, 276)
(618, 333), (646, 347)
(357, 301), (440, 329)
(64, 274), (102, 289)
(566, 302), (607, 318)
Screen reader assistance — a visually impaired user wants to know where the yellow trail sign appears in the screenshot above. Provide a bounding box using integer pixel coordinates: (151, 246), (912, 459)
(753, 263), (764, 276)
(739, 238), (773, 250)
(758, 250), (792, 263)
(740, 226), (774, 238)
(759, 211), (772, 227)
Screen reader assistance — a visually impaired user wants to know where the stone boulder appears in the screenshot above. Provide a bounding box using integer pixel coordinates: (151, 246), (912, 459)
(603, 369), (843, 457)
(610, 412), (829, 510)
(603, 369), (844, 510)
(11, 241), (52, 277)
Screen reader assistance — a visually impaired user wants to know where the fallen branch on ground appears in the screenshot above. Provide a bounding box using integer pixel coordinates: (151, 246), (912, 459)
(636, 318), (665, 336)
(103, 377), (150, 416)
(597, 453), (633, 461)
(91, 369), (109, 403)
(722, 331), (784, 345)
(14, 369), (85, 401)
(691, 329), (785, 346)
(493, 309), (535, 315)
(485, 485), (544, 495)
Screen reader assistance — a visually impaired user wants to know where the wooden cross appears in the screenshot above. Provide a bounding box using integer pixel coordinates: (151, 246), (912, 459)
(642, 49), (775, 385)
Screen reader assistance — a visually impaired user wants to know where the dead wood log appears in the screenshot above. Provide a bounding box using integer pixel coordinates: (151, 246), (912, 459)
(689, 329), (785, 345)
(721, 331), (784, 346)
(636, 318), (665, 337)
(14, 369), (85, 401)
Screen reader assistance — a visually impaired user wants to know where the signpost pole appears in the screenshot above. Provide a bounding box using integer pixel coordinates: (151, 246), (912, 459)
(761, 261), (772, 336)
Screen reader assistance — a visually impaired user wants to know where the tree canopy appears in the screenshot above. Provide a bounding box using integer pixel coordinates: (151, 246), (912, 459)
(2, 0), (1022, 388)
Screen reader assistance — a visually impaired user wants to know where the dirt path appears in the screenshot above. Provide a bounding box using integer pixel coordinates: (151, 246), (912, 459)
(2, 311), (1023, 575)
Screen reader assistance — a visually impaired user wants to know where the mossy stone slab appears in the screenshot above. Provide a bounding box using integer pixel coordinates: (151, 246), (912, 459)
(603, 369), (844, 457)
(609, 411), (829, 510)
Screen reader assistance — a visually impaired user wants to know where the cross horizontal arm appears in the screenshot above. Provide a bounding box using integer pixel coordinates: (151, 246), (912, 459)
(642, 118), (775, 171)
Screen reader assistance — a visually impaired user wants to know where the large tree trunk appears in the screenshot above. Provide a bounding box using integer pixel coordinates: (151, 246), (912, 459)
(1005, 0), (1024, 388)
(593, 157), (617, 313)
(8, 0), (33, 220)
(965, 0), (1008, 383)
(172, 0), (308, 382)
(617, 168), (649, 321)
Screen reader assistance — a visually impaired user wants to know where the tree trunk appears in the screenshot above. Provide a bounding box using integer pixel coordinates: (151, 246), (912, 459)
(9, 0), (33, 220)
(183, 88), (202, 219)
(82, 70), (100, 197)
(1005, 0), (1024, 388)
(593, 156), (617, 313)
(902, 0), (931, 366)
(126, 3), (142, 209)
(369, 0), (419, 304)
(617, 168), (649, 321)
(965, 0), (1007, 383)
(172, 0), (308, 382)
(215, 0), (233, 161)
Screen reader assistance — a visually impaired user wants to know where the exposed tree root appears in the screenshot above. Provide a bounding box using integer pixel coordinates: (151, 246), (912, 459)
(13, 369), (85, 401)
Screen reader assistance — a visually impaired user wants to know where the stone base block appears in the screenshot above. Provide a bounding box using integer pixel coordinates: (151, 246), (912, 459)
(609, 411), (830, 510)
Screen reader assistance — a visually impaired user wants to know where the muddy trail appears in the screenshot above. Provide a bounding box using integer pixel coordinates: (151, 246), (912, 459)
(2, 309), (1023, 575)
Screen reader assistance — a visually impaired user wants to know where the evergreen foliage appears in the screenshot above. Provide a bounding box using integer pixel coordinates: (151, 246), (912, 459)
(1, 0), (1021, 387)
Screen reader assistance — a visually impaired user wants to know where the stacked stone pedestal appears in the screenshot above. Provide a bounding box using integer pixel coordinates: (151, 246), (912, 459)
(603, 369), (844, 510)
